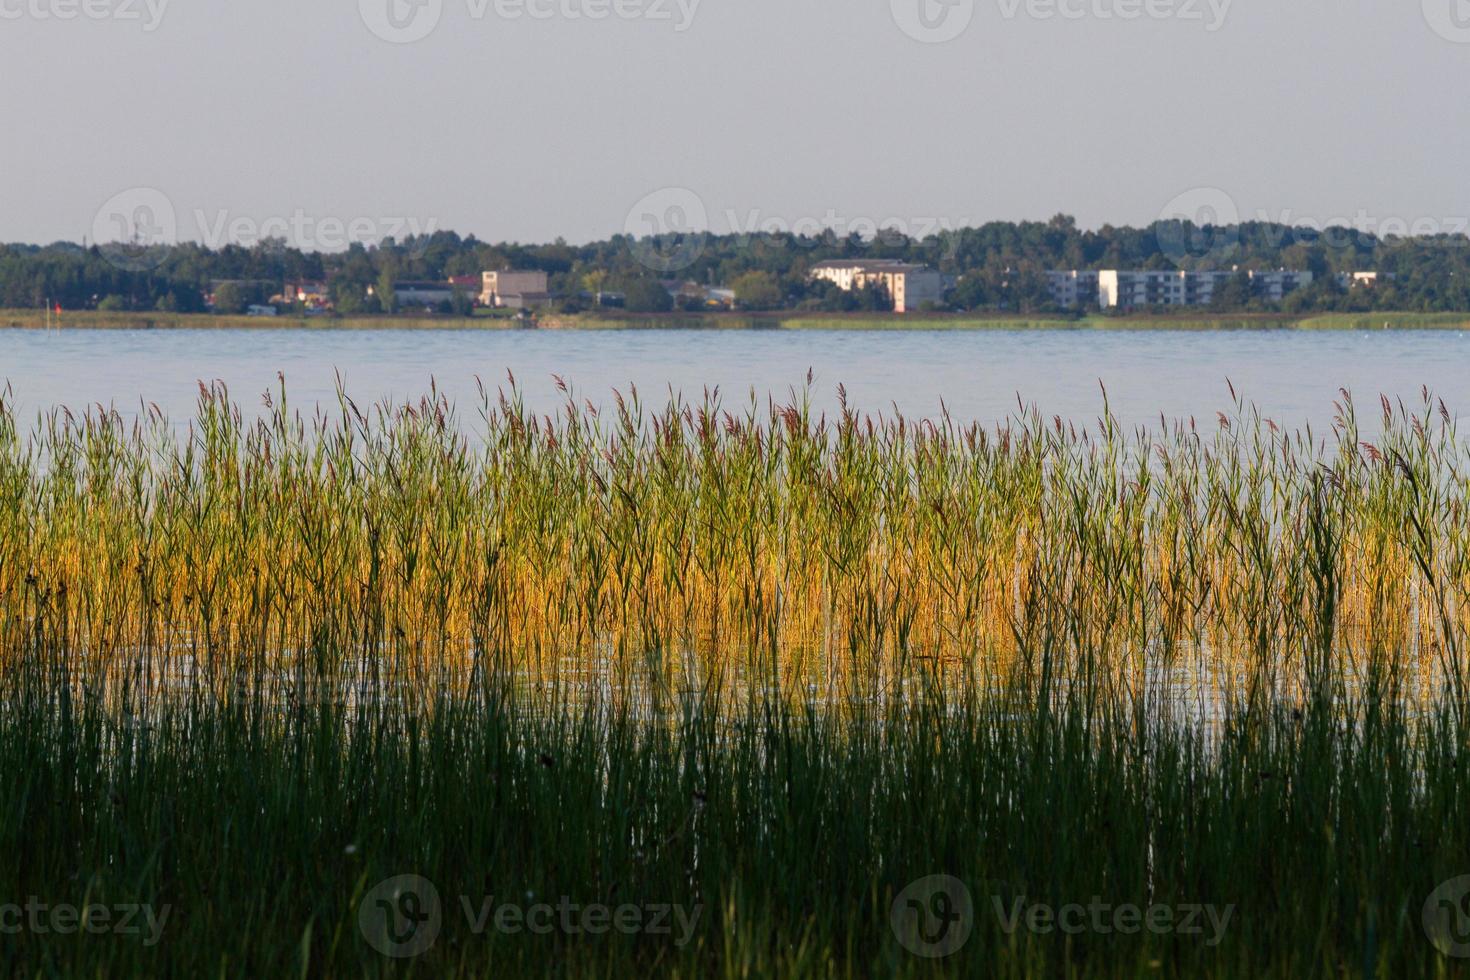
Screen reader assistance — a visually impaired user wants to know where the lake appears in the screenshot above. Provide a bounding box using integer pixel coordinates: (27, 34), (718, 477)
(2, 327), (1468, 435)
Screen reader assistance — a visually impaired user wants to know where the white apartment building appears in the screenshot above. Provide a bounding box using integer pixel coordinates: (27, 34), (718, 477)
(481, 270), (550, 308)
(1045, 270), (1101, 308)
(1048, 269), (1314, 309)
(808, 259), (945, 313)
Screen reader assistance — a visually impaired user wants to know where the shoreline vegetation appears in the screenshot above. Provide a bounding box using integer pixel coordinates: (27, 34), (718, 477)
(4, 381), (1470, 975)
(3, 307), (1469, 332)
(10, 218), (1470, 322)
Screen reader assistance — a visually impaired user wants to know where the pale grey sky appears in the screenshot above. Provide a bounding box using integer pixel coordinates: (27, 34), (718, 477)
(1, 0), (1466, 249)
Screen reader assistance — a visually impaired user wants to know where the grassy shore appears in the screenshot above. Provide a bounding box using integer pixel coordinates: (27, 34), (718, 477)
(0, 309), (523, 331)
(5, 308), (1470, 331)
(5, 383), (1470, 976)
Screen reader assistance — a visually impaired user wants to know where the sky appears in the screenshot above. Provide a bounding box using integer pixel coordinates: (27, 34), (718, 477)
(1, 0), (1467, 250)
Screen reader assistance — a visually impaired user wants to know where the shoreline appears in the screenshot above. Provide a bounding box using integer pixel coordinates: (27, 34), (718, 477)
(3, 309), (1468, 332)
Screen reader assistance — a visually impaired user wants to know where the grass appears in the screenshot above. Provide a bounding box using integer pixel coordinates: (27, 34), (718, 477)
(533, 312), (1330, 330)
(3, 379), (1470, 976)
(1296, 312), (1470, 330)
(0, 308), (523, 331)
(7, 666), (1470, 977)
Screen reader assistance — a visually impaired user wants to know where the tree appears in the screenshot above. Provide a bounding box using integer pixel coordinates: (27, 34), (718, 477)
(448, 289), (475, 316)
(375, 269), (397, 315)
(332, 280), (368, 314)
(581, 269), (609, 297)
(1211, 271), (1253, 310)
(212, 282), (246, 314)
(950, 275), (988, 311)
(624, 279), (673, 313)
(2, 216), (1469, 319)
(731, 271), (782, 310)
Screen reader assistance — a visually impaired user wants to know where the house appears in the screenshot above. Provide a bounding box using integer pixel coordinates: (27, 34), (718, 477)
(280, 280), (331, 310)
(807, 259), (945, 313)
(496, 291), (552, 310)
(481, 270), (550, 308)
(660, 281), (736, 310)
(447, 275), (481, 295)
(391, 281), (457, 307)
(1337, 271), (1383, 290)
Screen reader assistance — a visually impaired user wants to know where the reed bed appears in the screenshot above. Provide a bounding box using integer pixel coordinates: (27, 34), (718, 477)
(1, 376), (1467, 713)
(3, 377), (1470, 976)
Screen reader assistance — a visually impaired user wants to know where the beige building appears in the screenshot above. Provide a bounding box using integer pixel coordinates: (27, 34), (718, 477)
(808, 259), (945, 313)
(481, 270), (550, 308)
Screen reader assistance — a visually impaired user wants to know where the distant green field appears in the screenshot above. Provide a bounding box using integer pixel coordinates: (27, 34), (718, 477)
(4, 308), (1469, 332)
(1294, 312), (1470, 330)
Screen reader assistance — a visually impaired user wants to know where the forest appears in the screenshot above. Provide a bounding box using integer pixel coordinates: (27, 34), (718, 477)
(3, 214), (1468, 315)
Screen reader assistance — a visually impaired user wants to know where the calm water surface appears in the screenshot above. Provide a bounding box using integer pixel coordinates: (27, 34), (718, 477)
(2, 328), (1468, 435)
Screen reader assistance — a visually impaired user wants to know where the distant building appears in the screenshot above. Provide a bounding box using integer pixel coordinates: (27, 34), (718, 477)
(246, 305), (277, 317)
(481, 270), (550, 308)
(496, 290), (552, 310)
(661, 280), (737, 310)
(1047, 269), (1314, 309)
(1045, 270), (1101, 308)
(808, 259), (945, 313)
(1249, 270), (1315, 303)
(280, 280), (331, 310)
(1337, 271), (1383, 290)
(392, 281), (457, 307)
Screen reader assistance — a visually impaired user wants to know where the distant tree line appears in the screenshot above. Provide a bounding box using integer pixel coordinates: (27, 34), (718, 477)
(5, 214), (1470, 315)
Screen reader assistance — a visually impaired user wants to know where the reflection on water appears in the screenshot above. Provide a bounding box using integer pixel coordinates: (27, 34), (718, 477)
(67, 632), (1450, 746)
